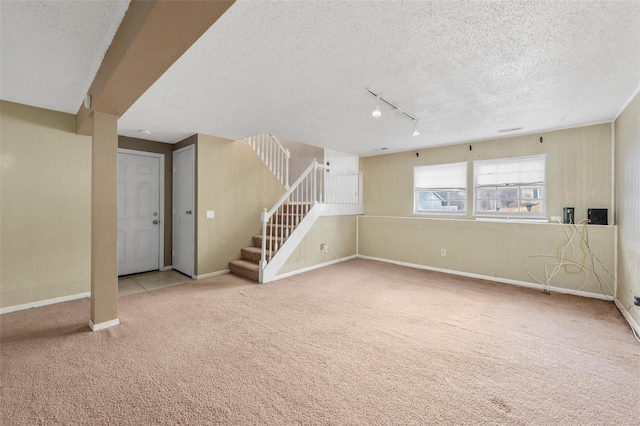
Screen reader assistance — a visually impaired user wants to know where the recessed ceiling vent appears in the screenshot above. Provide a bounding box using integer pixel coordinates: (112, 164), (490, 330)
(497, 127), (523, 133)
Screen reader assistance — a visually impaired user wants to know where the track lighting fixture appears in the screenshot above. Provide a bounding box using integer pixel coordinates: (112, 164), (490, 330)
(372, 95), (381, 118)
(367, 88), (421, 137)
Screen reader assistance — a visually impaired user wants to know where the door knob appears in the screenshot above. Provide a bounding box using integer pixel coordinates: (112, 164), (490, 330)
(153, 220), (159, 225)
(186, 210), (192, 215)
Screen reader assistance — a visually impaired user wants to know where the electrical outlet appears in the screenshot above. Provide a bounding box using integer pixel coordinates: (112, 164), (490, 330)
(441, 249), (446, 257)
(320, 243), (329, 253)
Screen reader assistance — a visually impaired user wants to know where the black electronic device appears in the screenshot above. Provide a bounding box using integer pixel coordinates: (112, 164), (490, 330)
(588, 208), (608, 225)
(563, 207), (575, 224)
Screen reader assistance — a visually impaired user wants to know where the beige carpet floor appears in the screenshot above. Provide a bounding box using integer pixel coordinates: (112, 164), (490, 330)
(1, 259), (638, 425)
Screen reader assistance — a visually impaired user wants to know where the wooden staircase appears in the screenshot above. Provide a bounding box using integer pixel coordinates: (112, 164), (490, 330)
(229, 203), (310, 281)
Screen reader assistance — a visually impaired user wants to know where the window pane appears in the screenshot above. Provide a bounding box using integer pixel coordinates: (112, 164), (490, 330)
(473, 155), (546, 216)
(520, 186), (543, 200)
(520, 199), (543, 213)
(497, 187), (518, 210)
(476, 200), (497, 212)
(419, 201), (433, 211)
(417, 191), (432, 201)
(449, 191), (466, 200)
(413, 162), (467, 213)
(477, 187), (496, 200)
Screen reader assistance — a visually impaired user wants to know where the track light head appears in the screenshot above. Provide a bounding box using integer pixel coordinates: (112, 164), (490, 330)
(412, 129), (420, 137)
(372, 95), (381, 118)
(412, 120), (420, 136)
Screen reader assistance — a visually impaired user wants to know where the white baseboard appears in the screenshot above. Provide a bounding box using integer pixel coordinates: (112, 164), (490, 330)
(0, 292), (91, 315)
(357, 255), (613, 301)
(272, 254), (357, 281)
(89, 318), (120, 332)
(160, 265), (173, 271)
(614, 298), (640, 337)
(194, 269), (230, 280)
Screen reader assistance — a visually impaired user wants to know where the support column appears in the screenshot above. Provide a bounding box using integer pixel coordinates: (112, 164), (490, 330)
(89, 111), (119, 331)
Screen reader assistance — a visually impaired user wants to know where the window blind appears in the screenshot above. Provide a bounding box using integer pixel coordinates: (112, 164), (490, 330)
(414, 162), (467, 189)
(474, 155), (546, 187)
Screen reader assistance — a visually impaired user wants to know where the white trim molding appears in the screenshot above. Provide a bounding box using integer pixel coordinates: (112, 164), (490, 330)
(0, 292), (91, 315)
(160, 265), (173, 271)
(89, 318), (120, 332)
(614, 298), (640, 338)
(272, 254), (357, 281)
(194, 269), (230, 280)
(357, 255), (613, 301)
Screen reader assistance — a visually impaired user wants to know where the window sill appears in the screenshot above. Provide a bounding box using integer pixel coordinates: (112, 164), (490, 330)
(413, 212), (467, 216)
(475, 217), (548, 224)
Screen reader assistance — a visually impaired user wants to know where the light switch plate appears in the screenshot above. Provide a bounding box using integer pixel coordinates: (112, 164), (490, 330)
(206, 210), (215, 219)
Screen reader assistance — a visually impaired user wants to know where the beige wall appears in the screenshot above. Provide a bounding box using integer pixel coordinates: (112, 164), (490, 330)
(362, 123), (613, 223)
(358, 216), (615, 295)
(1, 101), (91, 308)
(359, 123), (616, 296)
(278, 215), (357, 275)
(615, 90), (640, 326)
(118, 136), (174, 266)
(277, 136), (324, 183)
(196, 134), (285, 275)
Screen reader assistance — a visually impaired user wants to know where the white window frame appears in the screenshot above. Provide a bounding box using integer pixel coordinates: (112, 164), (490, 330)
(413, 162), (467, 215)
(473, 154), (547, 218)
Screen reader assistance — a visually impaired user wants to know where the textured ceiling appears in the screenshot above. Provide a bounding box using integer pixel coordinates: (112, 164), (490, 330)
(3, 1), (637, 155)
(119, 0), (640, 155)
(0, 0), (130, 114)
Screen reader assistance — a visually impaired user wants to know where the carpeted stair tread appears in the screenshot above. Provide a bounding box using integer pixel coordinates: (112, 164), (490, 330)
(229, 259), (259, 281)
(241, 246), (272, 263)
(252, 234), (285, 250)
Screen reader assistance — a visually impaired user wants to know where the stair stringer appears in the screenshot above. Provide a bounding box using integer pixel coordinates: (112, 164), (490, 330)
(260, 204), (321, 283)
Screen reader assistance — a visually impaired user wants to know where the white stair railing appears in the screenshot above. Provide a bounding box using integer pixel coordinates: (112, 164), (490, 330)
(258, 159), (362, 281)
(317, 164), (363, 204)
(246, 133), (290, 188)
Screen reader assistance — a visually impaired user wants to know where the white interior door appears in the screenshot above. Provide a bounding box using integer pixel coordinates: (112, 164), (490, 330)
(117, 152), (161, 276)
(173, 146), (195, 277)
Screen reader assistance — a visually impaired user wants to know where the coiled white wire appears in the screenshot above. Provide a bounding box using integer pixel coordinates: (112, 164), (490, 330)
(525, 218), (615, 299)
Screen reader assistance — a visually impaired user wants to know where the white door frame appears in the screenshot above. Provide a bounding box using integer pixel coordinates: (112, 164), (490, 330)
(117, 148), (166, 271)
(172, 145), (196, 278)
